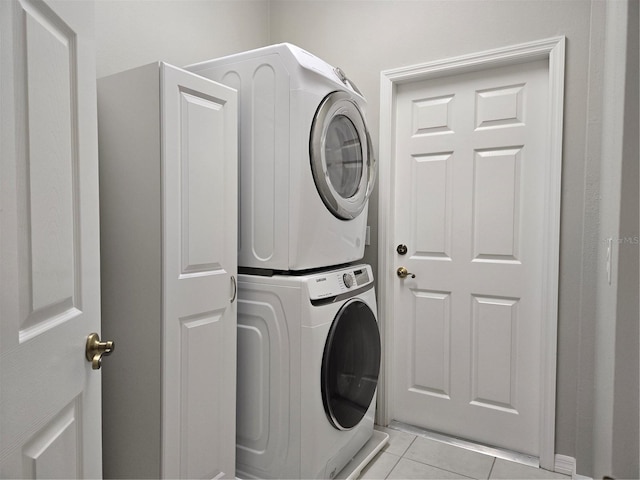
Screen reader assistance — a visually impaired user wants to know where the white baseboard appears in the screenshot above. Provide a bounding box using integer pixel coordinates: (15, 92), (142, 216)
(554, 454), (593, 479)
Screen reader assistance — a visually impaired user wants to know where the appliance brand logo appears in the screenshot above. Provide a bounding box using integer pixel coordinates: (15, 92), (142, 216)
(315, 278), (327, 282)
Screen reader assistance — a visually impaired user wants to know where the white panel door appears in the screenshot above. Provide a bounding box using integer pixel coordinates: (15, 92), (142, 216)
(0, 0), (102, 477)
(392, 59), (548, 456)
(161, 64), (238, 479)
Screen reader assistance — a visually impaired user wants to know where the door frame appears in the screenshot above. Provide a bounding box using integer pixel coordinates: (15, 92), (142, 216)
(376, 37), (565, 470)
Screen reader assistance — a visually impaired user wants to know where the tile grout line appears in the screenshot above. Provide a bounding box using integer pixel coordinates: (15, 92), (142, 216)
(383, 452), (402, 480)
(399, 454), (486, 479)
(487, 456), (497, 480)
(402, 435), (418, 456)
(383, 434), (417, 479)
(393, 434), (492, 480)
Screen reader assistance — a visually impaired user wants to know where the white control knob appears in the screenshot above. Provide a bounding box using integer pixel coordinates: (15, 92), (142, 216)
(343, 273), (354, 288)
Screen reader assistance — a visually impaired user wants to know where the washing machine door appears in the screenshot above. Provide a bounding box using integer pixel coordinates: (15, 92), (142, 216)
(310, 91), (376, 220)
(321, 299), (381, 430)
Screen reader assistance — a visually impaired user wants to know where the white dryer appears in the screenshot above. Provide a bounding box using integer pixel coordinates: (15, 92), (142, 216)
(186, 44), (376, 271)
(236, 264), (381, 479)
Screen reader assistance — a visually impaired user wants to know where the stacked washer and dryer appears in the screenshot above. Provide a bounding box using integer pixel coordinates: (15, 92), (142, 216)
(187, 44), (384, 479)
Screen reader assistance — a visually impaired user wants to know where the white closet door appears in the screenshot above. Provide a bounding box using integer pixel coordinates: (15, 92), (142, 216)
(161, 64), (238, 479)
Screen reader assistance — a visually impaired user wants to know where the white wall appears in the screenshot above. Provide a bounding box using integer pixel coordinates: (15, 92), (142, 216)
(598, 1), (639, 478)
(95, 0), (269, 78)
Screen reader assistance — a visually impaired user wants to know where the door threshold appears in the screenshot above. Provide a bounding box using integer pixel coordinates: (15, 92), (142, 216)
(387, 420), (539, 469)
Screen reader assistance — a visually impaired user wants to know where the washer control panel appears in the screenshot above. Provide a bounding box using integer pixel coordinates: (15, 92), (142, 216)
(307, 264), (373, 300)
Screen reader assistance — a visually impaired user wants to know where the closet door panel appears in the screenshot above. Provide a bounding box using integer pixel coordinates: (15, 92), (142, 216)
(161, 64), (238, 480)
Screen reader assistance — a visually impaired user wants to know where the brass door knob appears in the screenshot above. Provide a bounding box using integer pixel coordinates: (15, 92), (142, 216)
(396, 267), (416, 279)
(85, 333), (115, 370)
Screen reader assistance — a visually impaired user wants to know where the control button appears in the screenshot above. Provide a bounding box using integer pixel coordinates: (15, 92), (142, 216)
(343, 273), (354, 288)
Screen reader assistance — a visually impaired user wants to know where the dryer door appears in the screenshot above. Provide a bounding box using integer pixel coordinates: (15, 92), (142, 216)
(321, 299), (381, 430)
(310, 91), (376, 220)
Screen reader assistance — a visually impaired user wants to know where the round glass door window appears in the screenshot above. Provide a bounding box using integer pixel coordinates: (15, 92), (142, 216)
(310, 91), (376, 220)
(325, 115), (363, 199)
(321, 299), (381, 430)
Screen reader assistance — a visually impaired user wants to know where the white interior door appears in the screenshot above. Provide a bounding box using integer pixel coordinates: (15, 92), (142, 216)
(390, 58), (550, 457)
(0, 0), (102, 477)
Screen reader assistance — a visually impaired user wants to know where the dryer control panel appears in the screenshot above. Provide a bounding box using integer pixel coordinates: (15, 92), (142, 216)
(307, 264), (373, 300)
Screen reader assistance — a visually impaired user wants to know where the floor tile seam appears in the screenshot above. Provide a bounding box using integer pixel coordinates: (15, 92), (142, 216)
(398, 434), (418, 457)
(382, 452), (403, 479)
(486, 456), (497, 480)
(397, 454), (484, 480)
(387, 456), (481, 480)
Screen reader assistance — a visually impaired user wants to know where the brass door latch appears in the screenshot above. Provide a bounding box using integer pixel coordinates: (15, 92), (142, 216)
(85, 333), (115, 370)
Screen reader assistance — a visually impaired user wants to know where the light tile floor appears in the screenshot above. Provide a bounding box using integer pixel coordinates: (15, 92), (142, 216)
(359, 426), (571, 480)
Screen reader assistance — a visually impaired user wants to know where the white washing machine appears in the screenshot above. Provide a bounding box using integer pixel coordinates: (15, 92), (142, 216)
(236, 264), (381, 479)
(186, 44), (376, 272)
